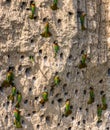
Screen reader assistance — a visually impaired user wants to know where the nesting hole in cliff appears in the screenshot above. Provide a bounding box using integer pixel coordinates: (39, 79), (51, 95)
(40, 115), (44, 121)
(43, 17), (47, 22)
(24, 99), (28, 104)
(63, 83), (67, 90)
(72, 117), (74, 120)
(29, 87), (32, 92)
(36, 124), (40, 129)
(25, 67), (32, 76)
(7, 101), (9, 106)
(6, 0), (11, 3)
(27, 113), (31, 116)
(55, 93), (59, 98)
(99, 79), (103, 83)
(68, 127), (71, 130)
(79, 107), (82, 111)
(30, 39), (34, 43)
(68, 12), (73, 16)
(64, 92), (68, 95)
(39, 49), (42, 55)
(57, 123), (60, 126)
(30, 1), (34, 5)
(100, 91), (104, 95)
(81, 50), (84, 54)
(32, 111), (36, 114)
(70, 105), (73, 109)
(60, 53), (63, 59)
(108, 69), (110, 76)
(7, 55), (10, 58)
(57, 19), (61, 23)
(75, 89), (78, 94)
(57, 98), (63, 103)
(83, 90), (86, 95)
(18, 65), (22, 71)
(46, 116), (50, 124)
(34, 96), (38, 100)
(21, 55), (24, 59)
(8, 66), (15, 71)
(85, 108), (88, 112)
(67, 72), (71, 78)
(68, 54), (72, 60)
(44, 56), (47, 61)
(50, 87), (54, 96)
(20, 2), (27, 9)
(78, 121), (80, 125)
(51, 100), (54, 104)
(32, 76), (36, 81)
(83, 119), (86, 124)
(22, 120), (25, 124)
(5, 115), (8, 119)
(77, 71), (80, 75)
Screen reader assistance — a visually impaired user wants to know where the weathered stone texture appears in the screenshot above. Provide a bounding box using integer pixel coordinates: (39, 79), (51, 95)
(0, 0), (110, 130)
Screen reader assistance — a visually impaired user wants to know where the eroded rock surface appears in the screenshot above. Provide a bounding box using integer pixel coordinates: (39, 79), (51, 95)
(0, 0), (110, 130)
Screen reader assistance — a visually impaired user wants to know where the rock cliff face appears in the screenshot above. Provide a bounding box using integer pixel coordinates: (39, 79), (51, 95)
(0, 0), (110, 130)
